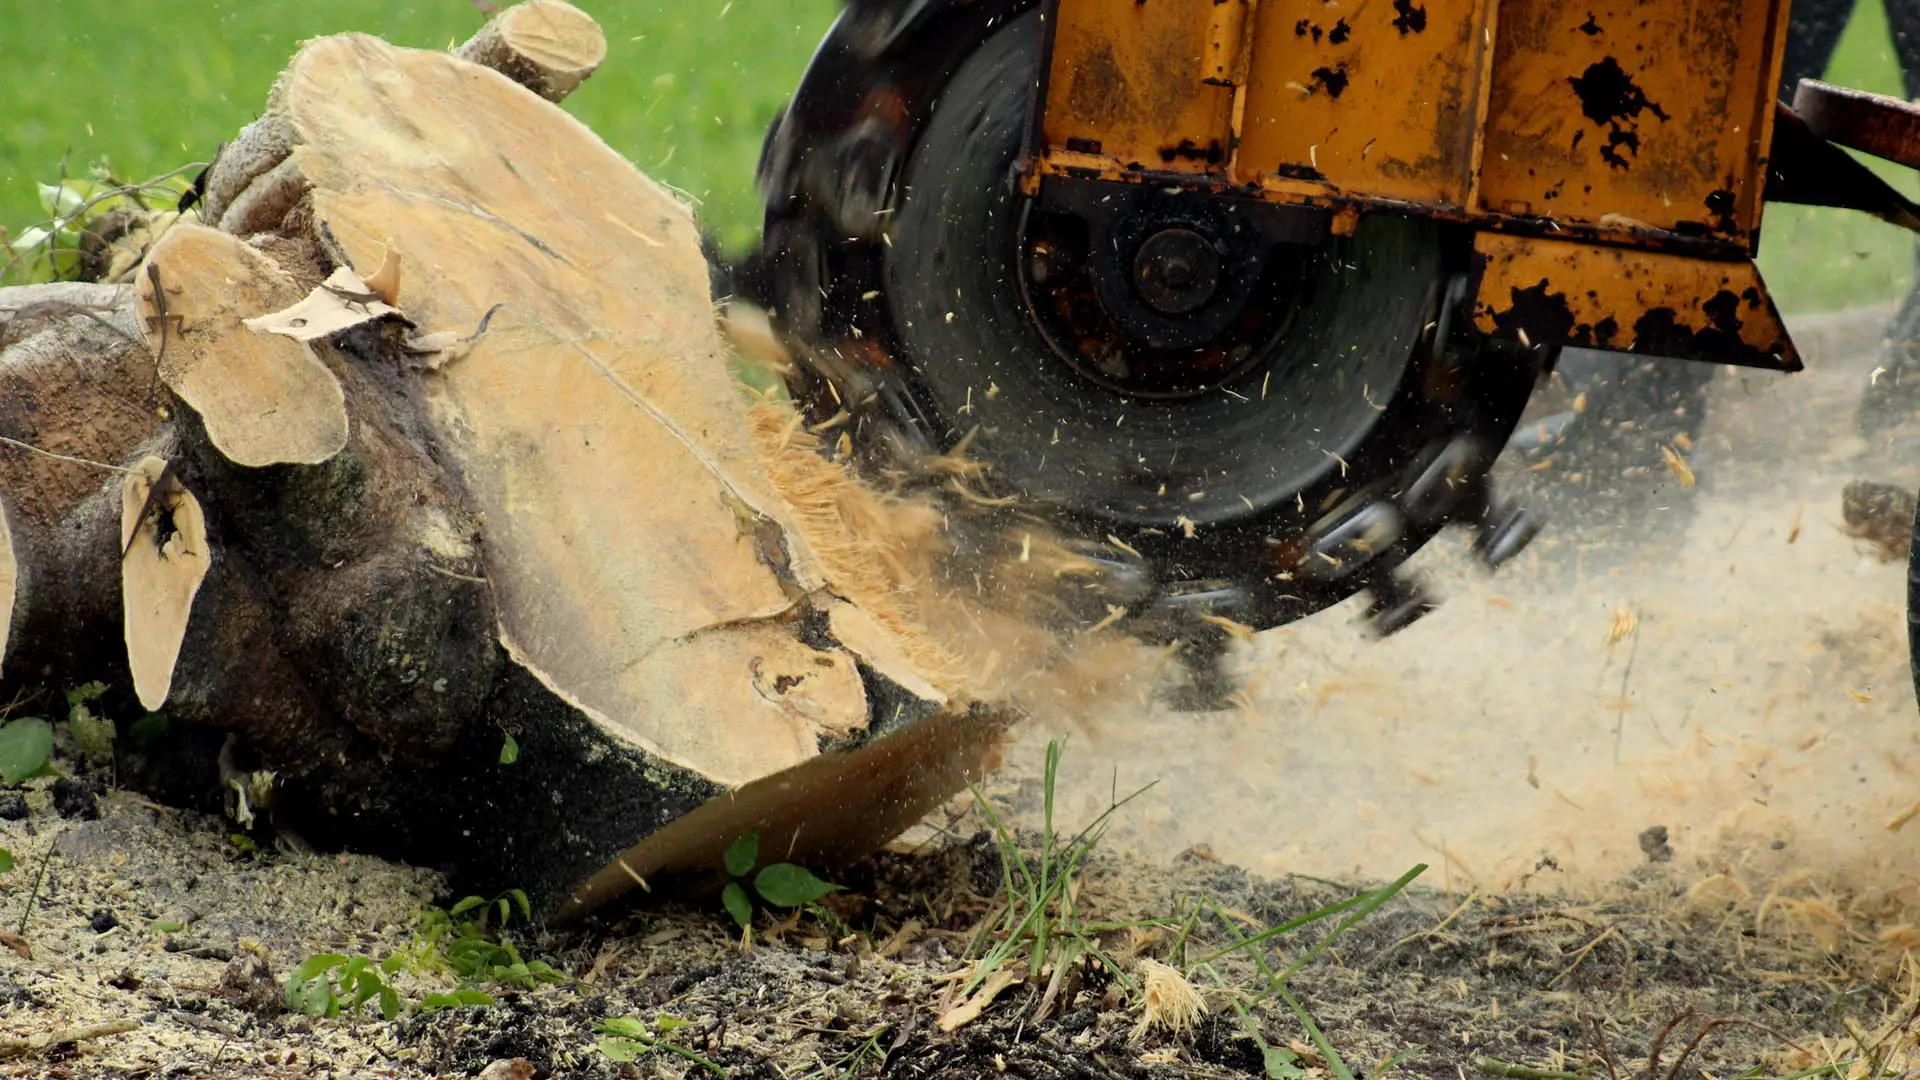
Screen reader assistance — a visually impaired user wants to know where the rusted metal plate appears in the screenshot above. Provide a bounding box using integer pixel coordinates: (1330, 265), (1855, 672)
(1042, 0), (1240, 176)
(1793, 79), (1920, 170)
(1235, 0), (1493, 206)
(1477, 0), (1785, 245)
(1471, 232), (1799, 372)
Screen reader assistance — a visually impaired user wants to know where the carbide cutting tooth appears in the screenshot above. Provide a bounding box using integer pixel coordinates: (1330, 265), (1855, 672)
(1473, 502), (1542, 571)
(1363, 571), (1436, 637)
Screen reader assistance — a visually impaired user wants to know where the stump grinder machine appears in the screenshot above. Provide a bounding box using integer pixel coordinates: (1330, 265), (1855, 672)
(747, 0), (1920, 693)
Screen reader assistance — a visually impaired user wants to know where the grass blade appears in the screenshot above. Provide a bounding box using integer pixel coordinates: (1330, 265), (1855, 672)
(1275, 981), (1356, 1080)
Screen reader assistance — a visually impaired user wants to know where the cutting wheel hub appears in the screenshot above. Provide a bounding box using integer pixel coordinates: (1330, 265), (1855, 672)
(1133, 227), (1220, 315)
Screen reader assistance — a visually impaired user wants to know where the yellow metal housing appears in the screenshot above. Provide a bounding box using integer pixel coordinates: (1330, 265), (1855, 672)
(1032, 0), (1798, 369)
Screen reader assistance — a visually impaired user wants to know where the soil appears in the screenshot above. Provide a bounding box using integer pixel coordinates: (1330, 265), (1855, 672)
(0, 759), (1915, 1080)
(4, 307), (1920, 1079)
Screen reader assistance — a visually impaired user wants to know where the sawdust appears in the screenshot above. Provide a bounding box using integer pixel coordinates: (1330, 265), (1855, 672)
(747, 397), (1166, 721)
(1001, 305), (1920, 917)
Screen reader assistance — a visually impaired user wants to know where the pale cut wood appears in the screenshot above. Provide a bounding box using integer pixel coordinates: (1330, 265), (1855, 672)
(269, 31), (931, 784)
(139, 224), (349, 467)
(120, 456), (210, 711)
(454, 0), (607, 103)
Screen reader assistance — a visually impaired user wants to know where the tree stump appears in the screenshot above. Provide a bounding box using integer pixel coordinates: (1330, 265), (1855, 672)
(0, 1), (1019, 918)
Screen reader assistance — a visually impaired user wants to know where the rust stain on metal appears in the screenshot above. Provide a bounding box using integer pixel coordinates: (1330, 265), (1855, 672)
(1045, 0), (1237, 176)
(1033, 0), (1794, 370)
(1478, 0), (1784, 244)
(1565, 56), (1670, 169)
(1234, 0), (1490, 204)
(1470, 233), (1799, 371)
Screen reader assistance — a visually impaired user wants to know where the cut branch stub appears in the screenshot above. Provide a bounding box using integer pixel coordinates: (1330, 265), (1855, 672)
(121, 456), (211, 711)
(453, 0), (607, 103)
(139, 224), (349, 467)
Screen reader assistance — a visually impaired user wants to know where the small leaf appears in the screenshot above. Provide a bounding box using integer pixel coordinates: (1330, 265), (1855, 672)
(378, 987), (402, 1021)
(597, 1038), (645, 1063)
(722, 881), (753, 929)
(599, 1017), (651, 1038)
(0, 848), (12, 874)
(150, 920), (186, 934)
(499, 732), (519, 765)
(284, 975), (335, 1017)
(753, 863), (841, 908)
(723, 831), (758, 878)
(419, 988), (495, 1010)
(292, 953), (349, 982)
(348, 974), (381, 1012)
(448, 895), (486, 917)
(0, 718), (55, 785)
(1265, 1048), (1307, 1080)
(507, 889), (532, 922)
(655, 1013), (690, 1033)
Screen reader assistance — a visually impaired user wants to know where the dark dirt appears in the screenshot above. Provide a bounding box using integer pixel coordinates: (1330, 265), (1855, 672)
(0, 751), (1913, 1080)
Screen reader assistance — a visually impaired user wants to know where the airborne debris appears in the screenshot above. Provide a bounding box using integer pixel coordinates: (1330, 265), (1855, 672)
(1605, 605), (1638, 646)
(1660, 443), (1695, 488)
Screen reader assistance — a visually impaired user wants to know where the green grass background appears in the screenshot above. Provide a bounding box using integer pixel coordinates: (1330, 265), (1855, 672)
(0, 0), (837, 257)
(0, 0), (1912, 312)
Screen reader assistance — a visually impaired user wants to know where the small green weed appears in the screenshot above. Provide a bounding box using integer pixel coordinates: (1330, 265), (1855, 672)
(961, 740), (1158, 1001)
(283, 953), (405, 1021)
(125, 713), (169, 751)
(961, 740), (1423, 1075)
(285, 889), (564, 1020)
(817, 1022), (894, 1079)
(1180, 865), (1427, 1080)
(64, 682), (114, 767)
(396, 889), (565, 990)
(719, 830), (841, 936)
(597, 1014), (729, 1077)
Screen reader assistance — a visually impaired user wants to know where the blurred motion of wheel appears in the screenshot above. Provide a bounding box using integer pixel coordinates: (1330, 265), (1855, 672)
(1501, 347), (1717, 551)
(755, 0), (1545, 655)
